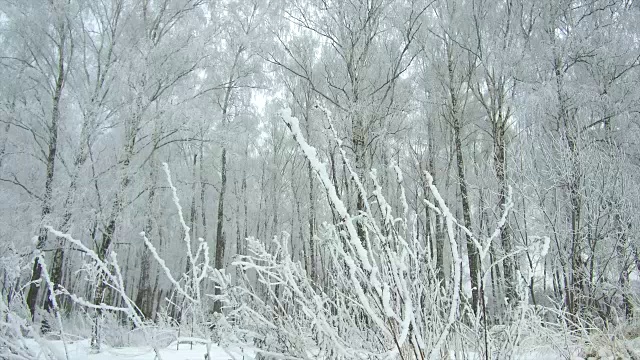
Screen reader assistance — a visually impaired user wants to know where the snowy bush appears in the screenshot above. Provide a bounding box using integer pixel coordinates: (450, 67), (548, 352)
(17, 106), (603, 360)
(9, 105), (636, 359)
(206, 107), (520, 359)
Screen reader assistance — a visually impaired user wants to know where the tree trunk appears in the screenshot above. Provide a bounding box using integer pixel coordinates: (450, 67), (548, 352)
(91, 99), (139, 351)
(46, 111), (94, 315)
(0, 120), (11, 169)
(213, 147), (227, 314)
(213, 48), (242, 313)
(234, 177), (243, 258)
(553, 54), (583, 316)
(27, 22), (68, 322)
(200, 142), (208, 243)
(242, 145), (248, 243)
(446, 43), (479, 313)
(213, 82), (234, 313)
(454, 122), (479, 313)
(493, 116), (517, 306)
(352, 113), (367, 244)
(135, 151), (161, 319)
(426, 120), (444, 284)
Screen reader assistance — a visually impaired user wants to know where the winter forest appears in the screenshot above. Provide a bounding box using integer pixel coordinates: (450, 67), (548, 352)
(1, 0), (640, 358)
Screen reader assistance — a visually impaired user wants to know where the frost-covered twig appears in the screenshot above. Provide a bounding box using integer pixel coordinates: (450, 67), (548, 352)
(280, 108), (373, 274)
(273, 107), (479, 358)
(424, 171), (462, 360)
(141, 231), (198, 303)
(281, 108), (390, 337)
(162, 163), (203, 297)
(35, 254), (69, 360)
(147, 163), (226, 353)
(44, 227), (165, 358)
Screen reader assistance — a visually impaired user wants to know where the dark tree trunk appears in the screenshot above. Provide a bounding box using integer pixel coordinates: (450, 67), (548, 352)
(213, 65), (236, 313)
(493, 117), (517, 306)
(453, 119), (479, 313)
(27, 22), (68, 321)
(213, 147), (227, 314)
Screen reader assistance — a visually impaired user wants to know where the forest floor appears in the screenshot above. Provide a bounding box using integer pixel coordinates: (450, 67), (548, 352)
(19, 333), (640, 360)
(24, 338), (252, 360)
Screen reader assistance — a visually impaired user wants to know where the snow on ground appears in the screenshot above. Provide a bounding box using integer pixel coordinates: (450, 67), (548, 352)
(21, 339), (575, 360)
(18, 335), (640, 360)
(24, 338), (254, 360)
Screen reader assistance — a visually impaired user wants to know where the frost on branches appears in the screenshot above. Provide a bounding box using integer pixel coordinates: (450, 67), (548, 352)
(215, 107), (530, 359)
(1, 107), (616, 359)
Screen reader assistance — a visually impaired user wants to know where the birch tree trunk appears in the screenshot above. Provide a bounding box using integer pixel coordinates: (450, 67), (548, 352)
(213, 69), (235, 314)
(26, 13), (69, 322)
(445, 40), (480, 313)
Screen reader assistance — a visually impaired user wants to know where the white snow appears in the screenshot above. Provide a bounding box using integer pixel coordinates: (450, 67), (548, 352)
(24, 338), (254, 360)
